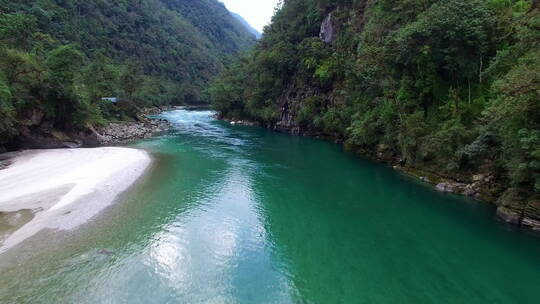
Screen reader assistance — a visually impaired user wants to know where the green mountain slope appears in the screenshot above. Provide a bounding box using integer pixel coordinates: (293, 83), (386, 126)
(210, 0), (540, 226)
(0, 0), (255, 148)
(0, 0), (255, 103)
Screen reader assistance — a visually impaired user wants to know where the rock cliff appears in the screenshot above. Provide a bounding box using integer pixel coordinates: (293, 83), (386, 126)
(319, 13), (336, 44)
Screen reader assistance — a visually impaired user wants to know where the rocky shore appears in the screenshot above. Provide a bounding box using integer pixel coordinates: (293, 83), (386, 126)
(395, 165), (540, 232)
(219, 116), (540, 233)
(95, 116), (171, 145)
(220, 118), (258, 127)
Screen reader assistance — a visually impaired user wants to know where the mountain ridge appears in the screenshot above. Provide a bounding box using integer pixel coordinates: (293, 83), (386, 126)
(230, 12), (262, 39)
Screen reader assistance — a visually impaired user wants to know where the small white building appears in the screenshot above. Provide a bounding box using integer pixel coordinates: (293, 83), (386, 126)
(102, 97), (119, 103)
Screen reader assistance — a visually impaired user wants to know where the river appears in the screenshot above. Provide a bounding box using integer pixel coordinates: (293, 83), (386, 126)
(1, 110), (539, 303)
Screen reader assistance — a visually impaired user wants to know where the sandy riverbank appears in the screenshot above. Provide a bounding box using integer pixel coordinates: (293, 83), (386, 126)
(0, 147), (151, 253)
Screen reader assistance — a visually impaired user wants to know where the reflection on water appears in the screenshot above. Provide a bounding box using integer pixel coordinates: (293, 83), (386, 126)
(1, 110), (540, 303)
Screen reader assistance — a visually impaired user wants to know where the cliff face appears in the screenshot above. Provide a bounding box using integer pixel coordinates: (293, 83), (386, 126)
(319, 13), (336, 44)
(274, 85), (316, 136)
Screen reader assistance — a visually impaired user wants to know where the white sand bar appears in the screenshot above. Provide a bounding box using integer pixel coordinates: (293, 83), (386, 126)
(0, 147), (151, 253)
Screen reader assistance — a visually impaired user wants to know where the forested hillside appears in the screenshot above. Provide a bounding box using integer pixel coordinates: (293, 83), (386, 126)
(0, 0), (255, 148)
(210, 0), (540, 227)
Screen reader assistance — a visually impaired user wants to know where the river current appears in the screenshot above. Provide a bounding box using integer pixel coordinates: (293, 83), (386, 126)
(0, 110), (539, 303)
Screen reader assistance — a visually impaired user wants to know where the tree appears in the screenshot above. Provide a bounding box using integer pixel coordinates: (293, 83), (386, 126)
(46, 45), (84, 88)
(0, 77), (16, 144)
(0, 13), (37, 51)
(119, 61), (144, 104)
(45, 45), (85, 128)
(83, 50), (118, 103)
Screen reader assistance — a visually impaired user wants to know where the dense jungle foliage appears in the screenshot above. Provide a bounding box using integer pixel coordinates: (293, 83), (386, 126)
(210, 0), (540, 197)
(0, 0), (255, 146)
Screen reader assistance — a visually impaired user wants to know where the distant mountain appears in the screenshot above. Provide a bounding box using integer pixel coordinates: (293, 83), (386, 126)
(0, 0), (257, 148)
(0, 0), (256, 105)
(231, 12), (262, 39)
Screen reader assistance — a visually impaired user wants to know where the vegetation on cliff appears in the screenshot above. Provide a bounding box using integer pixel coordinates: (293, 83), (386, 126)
(210, 0), (540, 222)
(0, 0), (256, 148)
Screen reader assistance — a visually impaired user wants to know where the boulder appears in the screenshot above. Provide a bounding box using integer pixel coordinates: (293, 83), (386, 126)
(420, 176), (431, 183)
(435, 182), (467, 193)
(496, 207), (522, 225)
(436, 183), (447, 192)
(473, 174), (485, 182)
(462, 185), (476, 197)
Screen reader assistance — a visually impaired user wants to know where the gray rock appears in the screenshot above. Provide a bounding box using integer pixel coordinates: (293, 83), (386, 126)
(496, 207), (522, 224)
(436, 183), (448, 192)
(473, 174), (485, 182)
(463, 185), (476, 197)
(96, 117), (171, 145)
(319, 13), (335, 44)
(522, 217), (540, 232)
(435, 181), (469, 194)
(420, 176), (431, 183)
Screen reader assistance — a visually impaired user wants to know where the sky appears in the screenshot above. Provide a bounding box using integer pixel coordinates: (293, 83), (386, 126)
(220, 0), (279, 32)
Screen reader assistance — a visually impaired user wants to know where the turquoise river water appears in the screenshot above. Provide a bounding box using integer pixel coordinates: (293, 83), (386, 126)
(0, 110), (539, 303)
